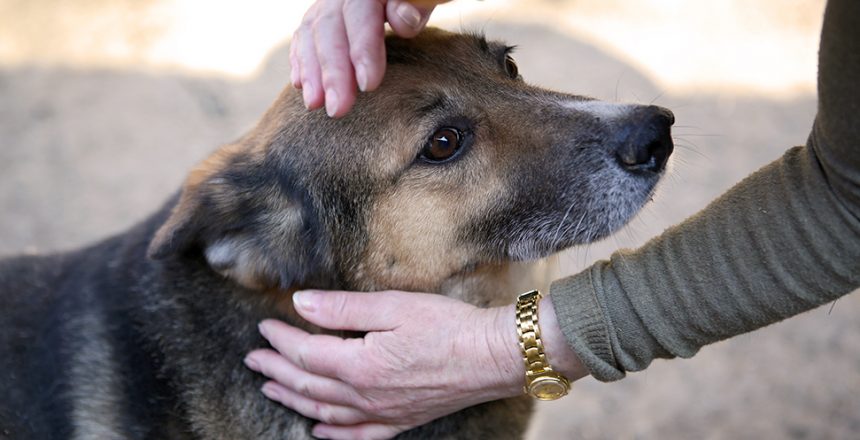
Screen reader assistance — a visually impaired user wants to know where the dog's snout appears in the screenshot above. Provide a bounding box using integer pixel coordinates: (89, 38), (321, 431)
(613, 106), (674, 174)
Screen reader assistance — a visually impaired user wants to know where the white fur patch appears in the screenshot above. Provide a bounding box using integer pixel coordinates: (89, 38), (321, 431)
(558, 99), (634, 120)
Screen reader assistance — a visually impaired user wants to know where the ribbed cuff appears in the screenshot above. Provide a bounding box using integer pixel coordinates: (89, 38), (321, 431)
(549, 269), (625, 382)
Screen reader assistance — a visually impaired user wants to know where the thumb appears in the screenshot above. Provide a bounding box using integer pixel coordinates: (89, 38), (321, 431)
(292, 289), (411, 331)
(386, 0), (445, 38)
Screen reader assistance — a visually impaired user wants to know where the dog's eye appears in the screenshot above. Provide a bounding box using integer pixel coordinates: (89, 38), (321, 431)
(504, 55), (518, 79)
(420, 128), (462, 163)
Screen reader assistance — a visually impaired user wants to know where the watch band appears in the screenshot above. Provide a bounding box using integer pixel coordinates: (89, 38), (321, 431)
(515, 290), (571, 400)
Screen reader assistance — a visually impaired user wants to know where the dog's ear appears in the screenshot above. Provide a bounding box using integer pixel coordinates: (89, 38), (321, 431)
(146, 181), (207, 262)
(147, 143), (330, 290)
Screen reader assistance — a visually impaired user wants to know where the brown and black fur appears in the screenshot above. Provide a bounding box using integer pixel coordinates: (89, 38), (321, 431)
(0, 29), (673, 439)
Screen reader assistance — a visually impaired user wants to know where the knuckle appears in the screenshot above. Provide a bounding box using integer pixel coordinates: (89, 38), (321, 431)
(383, 290), (405, 304)
(330, 293), (351, 320)
(353, 377), (372, 391)
(300, 61), (314, 79)
(311, 8), (339, 29)
(315, 402), (336, 424)
(346, 369), (374, 390)
(301, 2), (321, 26)
(341, 0), (361, 10)
(340, 368), (363, 387)
(358, 397), (384, 415)
(343, 0), (384, 14)
(295, 379), (312, 397)
(300, 12), (316, 28)
(349, 47), (371, 65)
(295, 345), (312, 370)
(317, 46), (351, 70)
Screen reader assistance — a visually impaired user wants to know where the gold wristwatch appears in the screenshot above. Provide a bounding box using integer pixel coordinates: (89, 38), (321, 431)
(515, 290), (571, 400)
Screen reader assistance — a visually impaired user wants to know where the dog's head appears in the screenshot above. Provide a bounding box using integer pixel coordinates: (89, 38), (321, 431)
(148, 29), (673, 298)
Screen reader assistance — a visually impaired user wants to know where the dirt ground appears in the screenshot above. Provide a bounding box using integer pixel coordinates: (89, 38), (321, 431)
(1, 1), (857, 439)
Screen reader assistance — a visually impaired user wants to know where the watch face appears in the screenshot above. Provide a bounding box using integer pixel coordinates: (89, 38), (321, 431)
(529, 376), (569, 400)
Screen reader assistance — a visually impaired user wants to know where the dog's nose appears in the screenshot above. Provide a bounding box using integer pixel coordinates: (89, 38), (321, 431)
(613, 106), (674, 174)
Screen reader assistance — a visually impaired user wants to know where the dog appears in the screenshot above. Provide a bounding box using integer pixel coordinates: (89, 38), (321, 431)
(0, 28), (673, 439)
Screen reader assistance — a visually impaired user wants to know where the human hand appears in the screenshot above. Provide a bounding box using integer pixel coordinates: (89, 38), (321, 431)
(244, 289), (587, 439)
(244, 290), (523, 439)
(292, 0), (449, 118)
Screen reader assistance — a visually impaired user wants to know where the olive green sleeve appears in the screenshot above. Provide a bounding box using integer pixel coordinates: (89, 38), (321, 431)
(550, 0), (860, 382)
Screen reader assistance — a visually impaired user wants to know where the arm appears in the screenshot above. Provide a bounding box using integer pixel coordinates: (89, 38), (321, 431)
(553, 0), (860, 382)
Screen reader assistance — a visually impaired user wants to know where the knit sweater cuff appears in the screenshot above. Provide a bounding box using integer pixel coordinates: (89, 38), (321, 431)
(549, 269), (626, 382)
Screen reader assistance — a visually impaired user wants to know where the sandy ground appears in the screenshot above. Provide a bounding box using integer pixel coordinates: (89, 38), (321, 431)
(1, 1), (857, 438)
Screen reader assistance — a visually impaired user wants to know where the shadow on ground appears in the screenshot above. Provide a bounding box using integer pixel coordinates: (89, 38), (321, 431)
(0, 22), (856, 439)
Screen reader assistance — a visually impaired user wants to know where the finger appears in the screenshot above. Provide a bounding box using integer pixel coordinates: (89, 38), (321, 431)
(292, 290), (413, 331)
(312, 422), (406, 440)
(386, 0), (437, 38)
(297, 17), (325, 110)
(342, 0), (387, 92)
(257, 319), (362, 379)
(261, 381), (368, 426)
(245, 348), (362, 407)
(312, 0), (358, 117)
(289, 30), (302, 89)
(406, 0), (451, 6)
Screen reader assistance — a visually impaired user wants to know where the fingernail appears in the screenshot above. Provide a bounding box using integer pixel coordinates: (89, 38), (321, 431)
(356, 62), (368, 92)
(303, 83), (315, 109)
(290, 68), (300, 88)
(261, 382), (280, 400)
(293, 290), (316, 312)
(312, 427), (331, 439)
(396, 2), (422, 29)
(325, 88), (339, 117)
(243, 355), (260, 371)
(258, 321), (270, 338)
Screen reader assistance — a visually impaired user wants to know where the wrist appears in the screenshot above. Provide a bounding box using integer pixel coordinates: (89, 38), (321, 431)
(479, 305), (527, 397)
(537, 295), (588, 381)
(477, 295), (590, 401)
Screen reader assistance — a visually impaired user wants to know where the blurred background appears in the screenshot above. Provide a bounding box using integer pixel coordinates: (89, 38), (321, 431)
(1, 0), (857, 438)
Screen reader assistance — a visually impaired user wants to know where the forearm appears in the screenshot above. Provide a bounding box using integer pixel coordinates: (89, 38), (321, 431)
(555, 144), (859, 381)
(551, 0), (860, 382)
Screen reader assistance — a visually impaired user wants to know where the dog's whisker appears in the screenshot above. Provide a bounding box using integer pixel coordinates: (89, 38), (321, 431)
(672, 124), (706, 130)
(574, 210), (590, 242)
(672, 133), (722, 138)
(649, 90), (667, 105)
(665, 165), (690, 184)
(672, 138), (703, 148)
(661, 102), (693, 110)
(551, 201), (579, 248)
(614, 71), (626, 102)
(673, 142), (710, 161)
